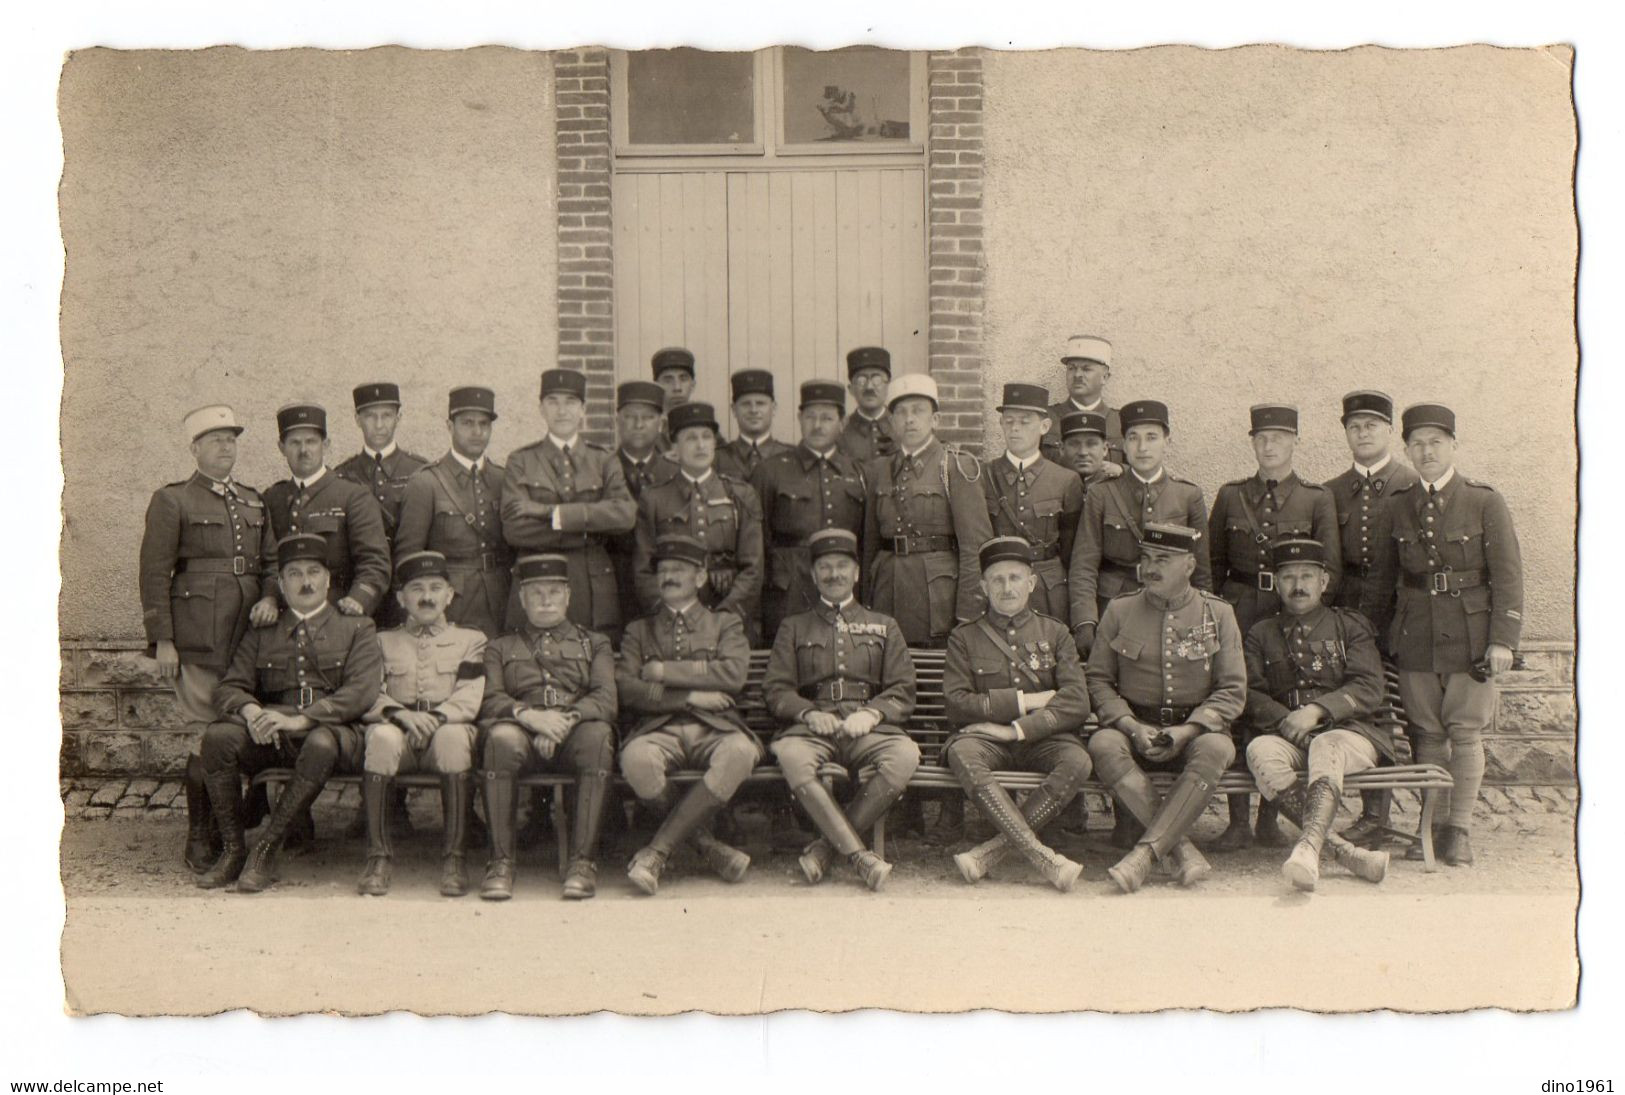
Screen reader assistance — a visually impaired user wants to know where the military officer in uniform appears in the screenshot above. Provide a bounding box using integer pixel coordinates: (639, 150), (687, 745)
(632, 401), (765, 644)
(715, 369), (793, 483)
(1041, 335), (1124, 469)
(764, 529), (920, 890)
(982, 383), (1085, 628)
(1207, 403), (1341, 850)
(1242, 539), (1392, 890)
(478, 553), (618, 900)
(394, 386), (512, 639)
(942, 537), (1092, 891)
(1324, 390), (1420, 849)
(837, 346), (898, 464)
(140, 405), (278, 873)
(610, 380), (680, 629)
(860, 373), (993, 646)
(355, 551), (488, 898)
(500, 368), (637, 640)
(752, 380), (868, 640)
(194, 534), (384, 892)
(1058, 410), (1116, 490)
(1085, 523), (1244, 893)
(335, 381), (428, 628)
(1364, 403), (1523, 867)
(618, 535), (759, 895)
(652, 346), (697, 409)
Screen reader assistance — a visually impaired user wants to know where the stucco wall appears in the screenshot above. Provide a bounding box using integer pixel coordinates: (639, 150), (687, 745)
(59, 46), (557, 640)
(981, 45), (1576, 640)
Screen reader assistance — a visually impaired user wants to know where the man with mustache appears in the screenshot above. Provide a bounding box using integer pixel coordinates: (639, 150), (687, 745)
(617, 534), (758, 895)
(335, 382), (427, 629)
(193, 534), (384, 893)
(1041, 334), (1124, 470)
(715, 369), (792, 484)
(1085, 523), (1244, 894)
(764, 529), (919, 891)
(1242, 539), (1392, 890)
(355, 551), (488, 898)
(837, 346), (898, 464)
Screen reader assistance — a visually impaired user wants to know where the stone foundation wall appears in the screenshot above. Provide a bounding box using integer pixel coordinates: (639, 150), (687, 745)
(59, 639), (1577, 784)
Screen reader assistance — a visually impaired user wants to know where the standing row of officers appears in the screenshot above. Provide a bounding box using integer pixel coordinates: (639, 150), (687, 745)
(140, 334), (1524, 898)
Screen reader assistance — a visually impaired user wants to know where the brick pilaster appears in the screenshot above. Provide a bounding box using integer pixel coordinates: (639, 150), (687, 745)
(926, 49), (986, 451)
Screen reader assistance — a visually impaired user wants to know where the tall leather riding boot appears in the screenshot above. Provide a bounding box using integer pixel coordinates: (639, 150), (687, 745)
(1211, 793), (1254, 852)
(439, 773), (471, 897)
(1254, 796), (1289, 848)
(183, 752), (222, 873)
(356, 774), (393, 897)
(1110, 769), (1214, 894)
(237, 770), (328, 894)
(629, 782), (730, 895)
(791, 781), (890, 890)
(797, 777), (901, 885)
(563, 767), (611, 900)
(1276, 778), (1388, 882)
(1281, 777), (1338, 891)
(1341, 790), (1394, 849)
(479, 770), (518, 901)
(968, 782), (1083, 892)
(954, 784), (1076, 884)
(197, 770), (248, 889)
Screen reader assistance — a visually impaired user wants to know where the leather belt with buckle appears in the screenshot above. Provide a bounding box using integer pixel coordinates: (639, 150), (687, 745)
(297, 686), (315, 708)
(448, 551), (505, 571)
(537, 685), (577, 708)
(1029, 542), (1061, 562)
(411, 699), (436, 713)
(801, 679), (874, 703)
(179, 556), (251, 576)
(1130, 702), (1196, 726)
(882, 535), (957, 556)
(1401, 569), (1486, 595)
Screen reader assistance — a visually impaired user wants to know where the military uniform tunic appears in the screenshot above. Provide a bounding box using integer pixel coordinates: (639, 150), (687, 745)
(361, 620), (488, 775)
(500, 437), (637, 634)
(1067, 469), (1212, 632)
(263, 469), (393, 615)
(394, 454), (513, 638)
(1085, 587), (1245, 734)
(479, 620), (619, 775)
(861, 439), (995, 645)
(752, 444), (868, 640)
(609, 449), (681, 638)
(715, 436), (793, 486)
(633, 470), (765, 644)
(838, 410), (896, 465)
(1243, 606), (1392, 759)
(1322, 458), (1420, 627)
(1208, 471), (1341, 635)
(981, 454), (1085, 627)
(335, 446), (428, 548)
(1041, 398), (1124, 467)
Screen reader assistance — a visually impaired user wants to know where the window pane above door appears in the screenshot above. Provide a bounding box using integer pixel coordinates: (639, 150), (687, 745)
(780, 47), (912, 147)
(625, 49), (756, 148)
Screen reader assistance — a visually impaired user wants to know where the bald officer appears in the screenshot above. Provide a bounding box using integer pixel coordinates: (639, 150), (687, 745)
(1041, 335), (1124, 468)
(1364, 403), (1523, 867)
(764, 529), (919, 891)
(652, 346), (697, 409)
(982, 383), (1085, 627)
(715, 369), (793, 483)
(140, 405), (278, 873)
(610, 380), (680, 628)
(500, 368), (637, 639)
(1085, 523), (1244, 894)
(838, 346), (898, 464)
(335, 382), (428, 626)
(752, 380), (868, 640)
(394, 386), (512, 639)
(942, 537), (1092, 891)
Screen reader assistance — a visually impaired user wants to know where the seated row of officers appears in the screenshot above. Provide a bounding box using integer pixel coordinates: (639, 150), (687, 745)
(141, 336), (1523, 899)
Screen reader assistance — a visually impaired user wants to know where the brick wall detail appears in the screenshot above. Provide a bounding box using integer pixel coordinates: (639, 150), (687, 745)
(927, 49), (987, 450)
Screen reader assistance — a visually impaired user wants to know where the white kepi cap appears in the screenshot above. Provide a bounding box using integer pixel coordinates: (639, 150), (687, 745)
(1061, 335), (1113, 367)
(886, 372), (940, 412)
(183, 404), (244, 443)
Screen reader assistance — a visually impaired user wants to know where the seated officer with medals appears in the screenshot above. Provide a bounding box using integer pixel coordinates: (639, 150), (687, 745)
(194, 533), (384, 893)
(477, 554), (618, 901)
(1085, 522), (1244, 893)
(618, 534), (759, 895)
(1242, 539), (1391, 891)
(763, 529), (920, 891)
(942, 536), (1093, 892)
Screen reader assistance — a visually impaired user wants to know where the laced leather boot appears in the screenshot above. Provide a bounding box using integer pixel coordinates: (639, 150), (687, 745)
(355, 773), (393, 897)
(1282, 777), (1337, 891)
(963, 782), (1082, 892)
(1277, 779), (1388, 884)
(479, 770), (518, 901)
(196, 770), (248, 889)
(439, 773), (472, 897)
(954, 784), (1076, 884)
(237, 769), (327, 894)
(1110, 768), (1214, 894)
(562, 766), (611, 900)
(183, 752), (222, 873)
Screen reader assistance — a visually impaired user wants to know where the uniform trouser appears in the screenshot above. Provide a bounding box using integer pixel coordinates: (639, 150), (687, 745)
(1087, 727), (1235, 786)
(483, 718), (616, 775)
(944, 732), (1092, 801)
(1246, 728), (1379, 799)
(364, 722), (478, 776)
(174, 664), (222, 741)
(771, 727), (920, 792)
(200, 720), (365, 785)
(620, 721), (762, 801)
(1399, 670), (1496, 830)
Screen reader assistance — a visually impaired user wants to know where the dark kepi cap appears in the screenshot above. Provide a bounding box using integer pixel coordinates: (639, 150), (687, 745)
(395, 550), (450, 585)
(617, 380), (667, 412)
(979, 536), (1034, 571)
(1060, 410), (1108, 439)
(846, 346), (892, 379)
(997, 383), (1052, 416)
(650, 533), (707, 570)
(1402, 402), (1456, 440)
(808, 528), (860, 561)
(1141, 522), (1200, 554)
(666, 401), (720, 439)
(448, 386), (497, 420)
(540, 368), (587, 401)
(1270, 538), (1329, 571)
(799, 380), (847, 412)
(651, 347), (696, 379)
(1249, 403), (1299, 435)
(276, 402), (327, 439)
(515, 554), (570, 585)
(276, 533), (329, 570)
(730, 369), (775, 401)
(352, 382), (401, 412)
(1120, 399), (1170, 432)
(1341, 390), (1394, 425)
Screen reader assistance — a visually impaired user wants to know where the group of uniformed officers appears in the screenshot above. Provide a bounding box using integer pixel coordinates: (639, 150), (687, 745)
(139, 333), (1524, 900)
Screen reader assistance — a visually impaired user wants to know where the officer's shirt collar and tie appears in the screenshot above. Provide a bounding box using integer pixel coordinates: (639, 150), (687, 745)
(363, 441), (398, 463)
(1005, 450), (1042, 475)
(1067, 396), (1105, 414)
(293, 465), (328, 492)
(817, 595), (856, 619)
(681, 467), (715, 488)
(449, 449), (486, 477)
(1352, 453), (1392, 480)
(1422, 466), (1457, 496)
(1130, 466), (1164, 488)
